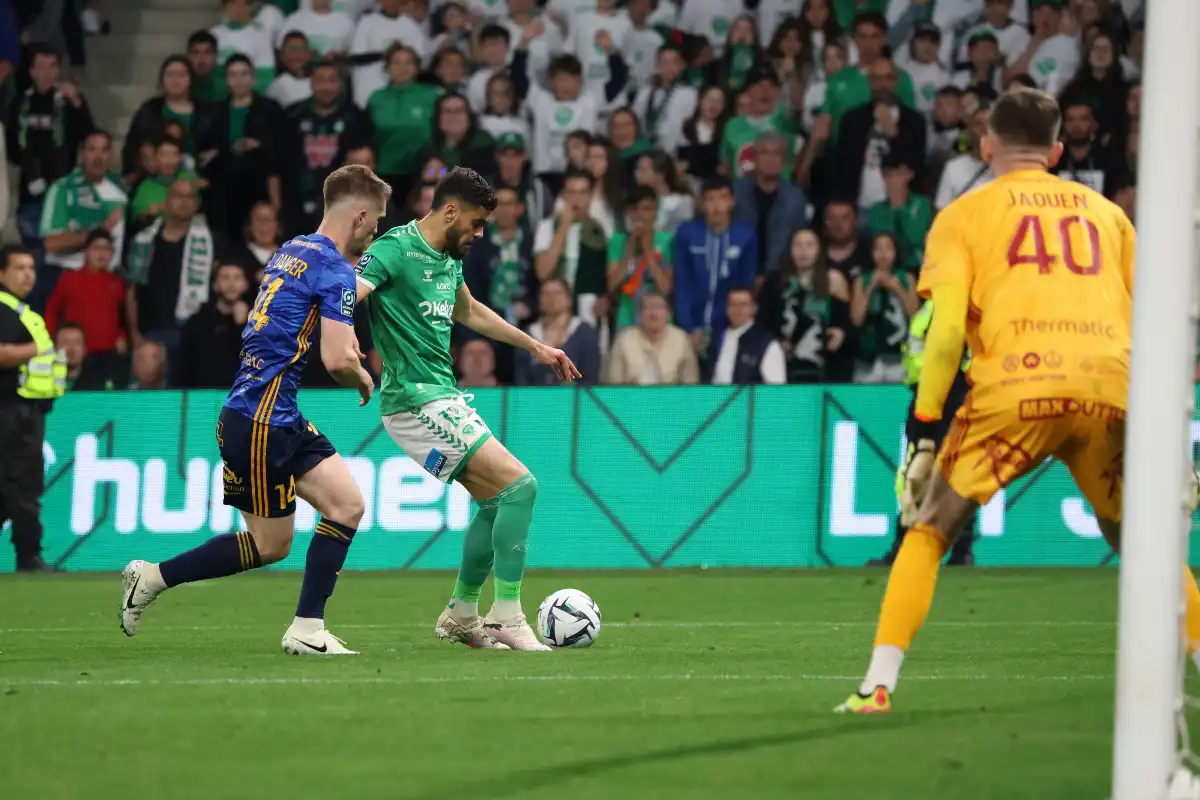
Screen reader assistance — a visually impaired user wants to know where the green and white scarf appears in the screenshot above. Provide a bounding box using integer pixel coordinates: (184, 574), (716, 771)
(126, 216), (214, 324)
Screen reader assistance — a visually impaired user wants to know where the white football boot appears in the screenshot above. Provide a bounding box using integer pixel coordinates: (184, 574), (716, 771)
(281, 622), (358, 655)
(435, 609), (510, 649)
(120, 560), (165, 637)
(482, 610), (552, 652)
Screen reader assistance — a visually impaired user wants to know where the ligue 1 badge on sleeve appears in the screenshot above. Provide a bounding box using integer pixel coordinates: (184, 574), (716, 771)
(355, 253), (373, 274)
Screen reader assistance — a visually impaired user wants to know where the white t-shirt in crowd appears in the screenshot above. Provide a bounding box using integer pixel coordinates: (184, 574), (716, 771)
(301, 0), (373, 17)
(956, 20), (1030, 66)
(631, 82), (698, 155)
(1028, 34), (1081, 95)
(211, 23), (276, 72)
(350, 12), (430, 108)
(935, 152), (993, 209)
(252, 4), (284, 42)
(267, 72), (312, 107)
(622, 23), (665, 91)
(677, 0), (742, 56)
(895, 56), (950, 116)
(712, 322), (787, 385)
(464, 0), (511, 21)
(502, 14), (564, 86)
(480, 114), (530, 143)
(565, 12), (630, 90)
(467, 67), (500, 113)
(534, 218), (583, 286)
(757, 0), (802, 45)
(525, 82), (601, 174)
(278, 10), (355, 55)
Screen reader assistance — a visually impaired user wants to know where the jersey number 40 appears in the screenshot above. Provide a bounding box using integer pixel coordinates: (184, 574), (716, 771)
(1007, 215), (1102, 276)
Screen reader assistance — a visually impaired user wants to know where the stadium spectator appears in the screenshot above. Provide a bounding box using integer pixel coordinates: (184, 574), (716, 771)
(765, 18), (807, 118)
(632, 149), (695, 235)
(606, 290), (699, 385)
(8, 43), (94, 273)
(1058, 29), (1129, 136)
(952, 31), (1003, 102)
(821, 199), (870, 283)
(1004, 0), (1080, 95)
(414, 93), (495, 177)
(56, 322), (119, 391)
(927, 85), (966, 166)
(579, 135), (623, 237)
(128, 339), (169, 390)
(124, 180), (213, 364)
(1049, 100), (1123, 196)
(673, 177), (757, 367)
(368, 44), (439, 202)
(721, 68), (794, 179)
(1111, 82), (1140, 183)
(677, 84), (730, 184)
(488, 131), (551, 227)
(759, 227), (852, 384)
(44, 228), (125, 359)
(431, 4), (473, 58)
(456, 337), (502, 388)
(534, 169), (609, 322)
(176, 262), (249, 389)
(709, 285), (786, 385)
(479, 73), (531, 144)
(934, 105), (992, 210)
(822, 13), (915, 143)
(229, 200), (281, 283)
(186, 30), (226, 104)
(195, 54), (284, 241)
(622, 0), (669, 94)
(607, 185), (673, 331)
(515, 276), (600, 386)
(850, 232), (917, 384)
(128, 135), (198, 230)
(867, 156), (932, 272)
(956, 0), (1030, 68)
(835, 57), (927, 213)
(500, 0), (563, 89)
(733, 131), (809, 273)
(609, 106), (654, 167)
(267, 31), (315, 108)
(350, 0), (430, 108)
(466, 24), (512, 113)
(564, 0), (629, 97)
(122, 56), (200, 180)
(0, 246), (54, 571)
(431, 47), (470, 95)
(211, 0), (276, 93)
(250, 0), (284, 43)
(38, 129), (126, 307)
(710, 14), (763, 94)
(898, 23), (950, 118)
(631, 44), (698, 156)
(677, 0), (741, 56)
(284, 59), (372, 235)
(279, 0), (354, 58)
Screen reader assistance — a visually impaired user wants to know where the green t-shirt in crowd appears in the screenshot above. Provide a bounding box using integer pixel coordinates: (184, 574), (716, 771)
(193, 71), (229, 104)
(833, 0), (889, 30)
(822, 65), (916, 144)
(867, 194), (933, 272)
(720, 106), (797, 180)
(368, 81), (441, 176)
(607, 230), (673, 330)
(162, 107), (195, 153)
(39, 167), (129, 270)
(355, 220), (464, 415)
(130, 169), (199, 220)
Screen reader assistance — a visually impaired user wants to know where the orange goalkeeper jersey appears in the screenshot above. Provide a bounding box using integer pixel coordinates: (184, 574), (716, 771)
(918, 169), (1136, 413)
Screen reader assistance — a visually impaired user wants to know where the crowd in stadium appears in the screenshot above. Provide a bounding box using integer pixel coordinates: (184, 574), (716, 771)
(6, 0), (1144, 391)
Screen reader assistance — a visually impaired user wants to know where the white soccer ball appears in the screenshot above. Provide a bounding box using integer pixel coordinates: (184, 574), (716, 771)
(537, 588), (601, 648)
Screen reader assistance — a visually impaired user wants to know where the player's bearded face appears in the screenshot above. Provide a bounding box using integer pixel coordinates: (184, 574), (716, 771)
(445, 205), (488, 259)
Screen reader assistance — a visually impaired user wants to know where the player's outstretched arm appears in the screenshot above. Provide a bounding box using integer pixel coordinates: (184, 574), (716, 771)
(319, 317), (374, 406)
(914, 284), (967, 424)
(453, 284), (582, 381)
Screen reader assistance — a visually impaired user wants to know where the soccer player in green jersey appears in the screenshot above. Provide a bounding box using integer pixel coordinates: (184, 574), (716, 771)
(355, 167), (581, 651)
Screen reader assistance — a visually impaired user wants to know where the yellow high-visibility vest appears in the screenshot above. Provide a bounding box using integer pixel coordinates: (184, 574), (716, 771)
(0, 291), (66, 400)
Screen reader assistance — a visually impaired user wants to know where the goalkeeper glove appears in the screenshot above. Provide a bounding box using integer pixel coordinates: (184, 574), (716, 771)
(899, 418), (939, 527)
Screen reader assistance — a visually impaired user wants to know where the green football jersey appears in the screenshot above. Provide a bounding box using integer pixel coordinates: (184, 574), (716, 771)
(355, 220), (465, 416)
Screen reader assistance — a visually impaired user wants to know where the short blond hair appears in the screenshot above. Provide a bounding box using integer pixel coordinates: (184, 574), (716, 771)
(322, 164), (393, 209)
(988, 86), (1062, 149)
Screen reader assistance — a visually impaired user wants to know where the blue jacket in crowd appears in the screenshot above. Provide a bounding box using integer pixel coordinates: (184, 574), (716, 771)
(672, 218), (758, 345)
(732, 176), (809, 271)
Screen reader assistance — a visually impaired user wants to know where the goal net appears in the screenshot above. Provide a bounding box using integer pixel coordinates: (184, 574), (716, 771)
(1112, 1), (1200, 798)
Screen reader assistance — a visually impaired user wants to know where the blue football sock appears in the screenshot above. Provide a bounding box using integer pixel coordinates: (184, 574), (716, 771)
(295, 518), (356, 619)
(159, 531), (261, 588)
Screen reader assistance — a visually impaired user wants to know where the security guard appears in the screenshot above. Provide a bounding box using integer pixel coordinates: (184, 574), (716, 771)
(871, 300), (976, 566)
(0, 246), (66, 571)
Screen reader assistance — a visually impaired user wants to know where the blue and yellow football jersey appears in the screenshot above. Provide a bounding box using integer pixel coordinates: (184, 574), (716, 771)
(224, 234), (356, 427)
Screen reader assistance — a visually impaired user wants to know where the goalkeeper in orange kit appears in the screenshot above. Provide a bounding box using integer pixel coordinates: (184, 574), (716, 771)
(836, 86), (1200, 714)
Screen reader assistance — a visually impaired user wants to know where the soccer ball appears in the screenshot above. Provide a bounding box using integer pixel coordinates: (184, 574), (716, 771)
(537, 588), (601, 648)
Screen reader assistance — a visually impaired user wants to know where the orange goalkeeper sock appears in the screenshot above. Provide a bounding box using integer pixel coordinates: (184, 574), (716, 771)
(1184, 567), (1200, 661)
(861, 523), (951, 694)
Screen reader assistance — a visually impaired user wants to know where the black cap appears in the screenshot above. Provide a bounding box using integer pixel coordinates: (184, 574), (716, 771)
(914, 22), (942, 41)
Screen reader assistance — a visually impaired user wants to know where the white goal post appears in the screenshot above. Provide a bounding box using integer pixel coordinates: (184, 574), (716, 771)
(1112, 0), (1200, 797)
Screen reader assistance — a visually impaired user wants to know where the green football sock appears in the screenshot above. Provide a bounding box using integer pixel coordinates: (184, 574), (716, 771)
(449, 502), (496, 616)
(491, 474), (538, 614)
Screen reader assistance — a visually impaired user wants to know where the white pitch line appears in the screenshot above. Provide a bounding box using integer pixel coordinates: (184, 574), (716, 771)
(1, 673), (1113, 688)
(0, 620), (1114, 635)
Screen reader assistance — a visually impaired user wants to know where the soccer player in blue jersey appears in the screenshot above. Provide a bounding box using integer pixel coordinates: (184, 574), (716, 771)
(119, 165), (388, 655)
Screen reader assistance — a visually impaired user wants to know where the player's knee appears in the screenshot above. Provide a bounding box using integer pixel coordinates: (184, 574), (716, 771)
(521, 472), (538, 501)
(256, 531), (294, 565)
(327, 489), (365, 527)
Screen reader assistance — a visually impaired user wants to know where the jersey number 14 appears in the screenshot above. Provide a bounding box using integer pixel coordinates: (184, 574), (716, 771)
(249, 277), (285, 332)
(1007, 214), (1102, 276)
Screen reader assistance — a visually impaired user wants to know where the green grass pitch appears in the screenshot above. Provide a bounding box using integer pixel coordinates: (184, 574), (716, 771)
(0, 569), (1167, 798)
